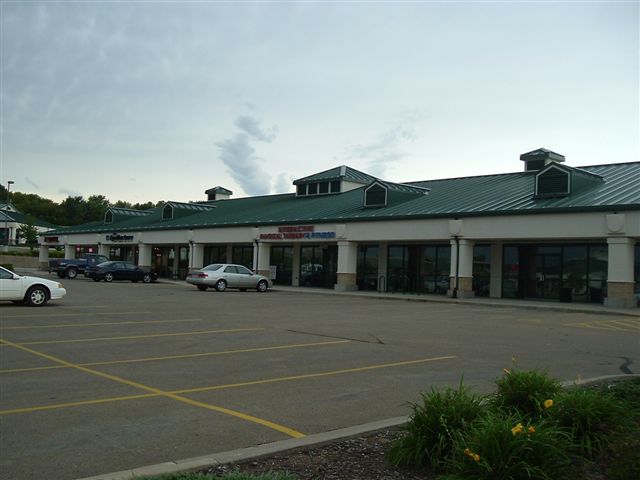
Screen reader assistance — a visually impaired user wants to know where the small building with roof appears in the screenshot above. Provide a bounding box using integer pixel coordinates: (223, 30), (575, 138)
(1, 203), (58, 246)
(38, 149), (640, 308)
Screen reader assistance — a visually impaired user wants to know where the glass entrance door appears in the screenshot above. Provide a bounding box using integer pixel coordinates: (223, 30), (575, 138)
(527, 249), (561, 299)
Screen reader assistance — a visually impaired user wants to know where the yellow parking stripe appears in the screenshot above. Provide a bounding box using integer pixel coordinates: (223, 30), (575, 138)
(0, 338), (304, 439)
(0, 318), (203, 330)
(0, 328), (265, 346)
(0, 340), (350, 373)
(0, 354), (456, 415)
(1, 311), (153, 319)
(564, 319), (640, 332)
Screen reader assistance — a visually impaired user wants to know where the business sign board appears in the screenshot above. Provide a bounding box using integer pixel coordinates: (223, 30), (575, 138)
(259, 225), (336, 241)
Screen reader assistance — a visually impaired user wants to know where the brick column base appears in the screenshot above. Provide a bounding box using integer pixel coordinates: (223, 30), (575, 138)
(604, 282), (638, 309)
(335, 273), (358, 292)
(448, 276), (474, 298)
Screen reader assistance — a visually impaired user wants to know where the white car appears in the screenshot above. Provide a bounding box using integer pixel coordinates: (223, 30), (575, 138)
(186, 263), (272, 292)
(0, 266), (67, 306)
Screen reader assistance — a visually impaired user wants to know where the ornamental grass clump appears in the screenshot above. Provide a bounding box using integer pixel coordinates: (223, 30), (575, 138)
(493, 367), (562, 418)
(549, 387), (628, 458)
(387, 382), (484, 470)
(442, 412), (572, 480)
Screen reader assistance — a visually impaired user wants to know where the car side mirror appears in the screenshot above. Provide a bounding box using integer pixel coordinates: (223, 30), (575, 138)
(12, 274), (21, 280)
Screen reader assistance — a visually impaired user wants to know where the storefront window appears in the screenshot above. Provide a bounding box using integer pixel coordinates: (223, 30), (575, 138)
(634, 244), (639, 306)
(232, 245), (254, 269)
(563, 246), (588, 302)
(357, 245), (379, 291)
(502, 246), (520, 298)
(387, 245), (450, 294)
(300, 245), (337, 288)
(588, 245), (607, 302)
(473, 245), (491, 297)
(271, 246), (293, 286)
(204, 245), (227, 265)
(387, 246), (408, 292)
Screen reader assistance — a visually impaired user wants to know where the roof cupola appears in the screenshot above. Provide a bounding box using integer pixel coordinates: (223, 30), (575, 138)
(520, 148), (565, 172)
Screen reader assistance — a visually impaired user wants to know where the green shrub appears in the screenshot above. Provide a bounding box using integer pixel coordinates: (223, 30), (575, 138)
(598, 377), (640, 417)
(549, 387), (628, 458)
(387, 381), (484, 470)
(443, 412), (572, 480)
(493, 368), (561, 418)
(1, 263), (14, 271)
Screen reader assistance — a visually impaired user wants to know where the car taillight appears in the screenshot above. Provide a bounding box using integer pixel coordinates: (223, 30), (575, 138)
(190, 273), (207, 278)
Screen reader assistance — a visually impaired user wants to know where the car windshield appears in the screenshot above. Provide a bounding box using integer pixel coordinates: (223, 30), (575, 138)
(203, 264), (223, 271)
(98, 261), (117, 267)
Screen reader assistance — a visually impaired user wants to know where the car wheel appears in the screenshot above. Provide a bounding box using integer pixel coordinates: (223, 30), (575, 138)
(104, 273), (114, 282)
(25, 286), (48, 306)
(257, 280), (268, 292)
(142, 273), (152, 283)
(197, 285), (208, 291)
(215, 279), (227, 292)
(66, 267), (78, 279)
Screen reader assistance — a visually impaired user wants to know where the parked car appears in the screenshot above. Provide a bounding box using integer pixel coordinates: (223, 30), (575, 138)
(49, 254), (109, 279)
(0, 266), (67, 306)
(186, 263), (271, 292)
(86, 261), (157, 283)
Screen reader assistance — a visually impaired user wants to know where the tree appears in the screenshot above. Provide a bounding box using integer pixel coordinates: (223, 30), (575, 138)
(19, 216), (39, 250)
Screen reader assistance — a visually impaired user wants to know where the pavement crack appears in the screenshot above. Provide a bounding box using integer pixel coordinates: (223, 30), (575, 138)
(286, 329), (385, 345)
(619, 356), (633, 374)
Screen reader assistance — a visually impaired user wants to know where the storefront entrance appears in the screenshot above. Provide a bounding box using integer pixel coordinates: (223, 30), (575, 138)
(503, 245), (608, 302)
(270, 246), (293, 286)
(300, 245), (337, 288)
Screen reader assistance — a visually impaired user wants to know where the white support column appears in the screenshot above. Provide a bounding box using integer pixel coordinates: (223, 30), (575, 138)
(138, 244), (152, 268)
(98, 244), (109, 257)
(448, 238), (475, 298)
(335, 240), (358, 291)
(378, 242), (388, 292)
(292, 244), (301, 287)
(605, 237), (636, 308)
(38, 244), (49, 270)
(257, 242), (271, 278)
(490, 241), (503, 298)
(191, 243), (204, 270)
(64, 244), (76, 259)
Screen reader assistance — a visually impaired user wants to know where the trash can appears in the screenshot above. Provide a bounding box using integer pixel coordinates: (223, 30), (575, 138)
(560, 287), (573, 303)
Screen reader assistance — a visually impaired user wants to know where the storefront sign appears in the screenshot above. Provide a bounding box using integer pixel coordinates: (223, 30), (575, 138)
(106, 233), (134, 242)
(260, 225), (336, 240)
(44, 236), (59, 243)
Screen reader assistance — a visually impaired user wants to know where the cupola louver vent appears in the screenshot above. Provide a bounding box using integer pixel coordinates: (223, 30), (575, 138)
(535, 166), (570, 197)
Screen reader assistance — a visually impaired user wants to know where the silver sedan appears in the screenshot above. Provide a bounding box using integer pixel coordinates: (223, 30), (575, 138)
(185, 263), (272, 292)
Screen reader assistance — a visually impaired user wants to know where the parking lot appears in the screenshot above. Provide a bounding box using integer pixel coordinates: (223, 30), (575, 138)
(1, 275), (638, 480)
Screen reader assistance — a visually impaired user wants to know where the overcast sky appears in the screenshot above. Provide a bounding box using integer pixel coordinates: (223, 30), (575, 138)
(1, 1), (638, 204)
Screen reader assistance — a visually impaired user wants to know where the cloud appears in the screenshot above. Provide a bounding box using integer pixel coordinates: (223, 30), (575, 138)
(216, 133), (272, 196)
(234, 115), (278, 143)
(347, 115), (421, 178)
(25, 177), (41, 189)
(274, 173), (291, 194)
(59, 188), (82, 197)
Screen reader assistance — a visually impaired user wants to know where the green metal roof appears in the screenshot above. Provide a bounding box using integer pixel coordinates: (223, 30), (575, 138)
(0, 208), (58, 229)
(46, 162), (640, 235)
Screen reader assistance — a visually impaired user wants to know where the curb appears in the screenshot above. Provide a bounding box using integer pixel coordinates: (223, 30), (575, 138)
(77, 374), (639, 480)
(76, 417), (408, 480)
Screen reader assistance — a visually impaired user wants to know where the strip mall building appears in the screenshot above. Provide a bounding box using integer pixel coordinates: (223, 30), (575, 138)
(39, 149), (640, 308)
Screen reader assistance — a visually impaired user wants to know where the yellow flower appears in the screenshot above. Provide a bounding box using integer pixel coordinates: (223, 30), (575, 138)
(464, 448), (480, 462)
(511, 423), (524, 435)
(544, 399), (554, 409)
(528, 426), (536, 434)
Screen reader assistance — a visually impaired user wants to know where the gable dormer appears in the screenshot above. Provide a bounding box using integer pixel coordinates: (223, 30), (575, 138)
(534, 162), (605, 198)
(364, 182), (388, 207)
(205, 186), (232, 201)
(535, 164), (570, 197)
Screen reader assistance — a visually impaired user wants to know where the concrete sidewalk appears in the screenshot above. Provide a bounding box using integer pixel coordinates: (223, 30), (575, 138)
(15, 267), (638, 317)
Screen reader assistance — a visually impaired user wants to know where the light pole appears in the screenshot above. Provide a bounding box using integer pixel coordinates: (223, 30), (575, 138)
(4, 180), (14, 245)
